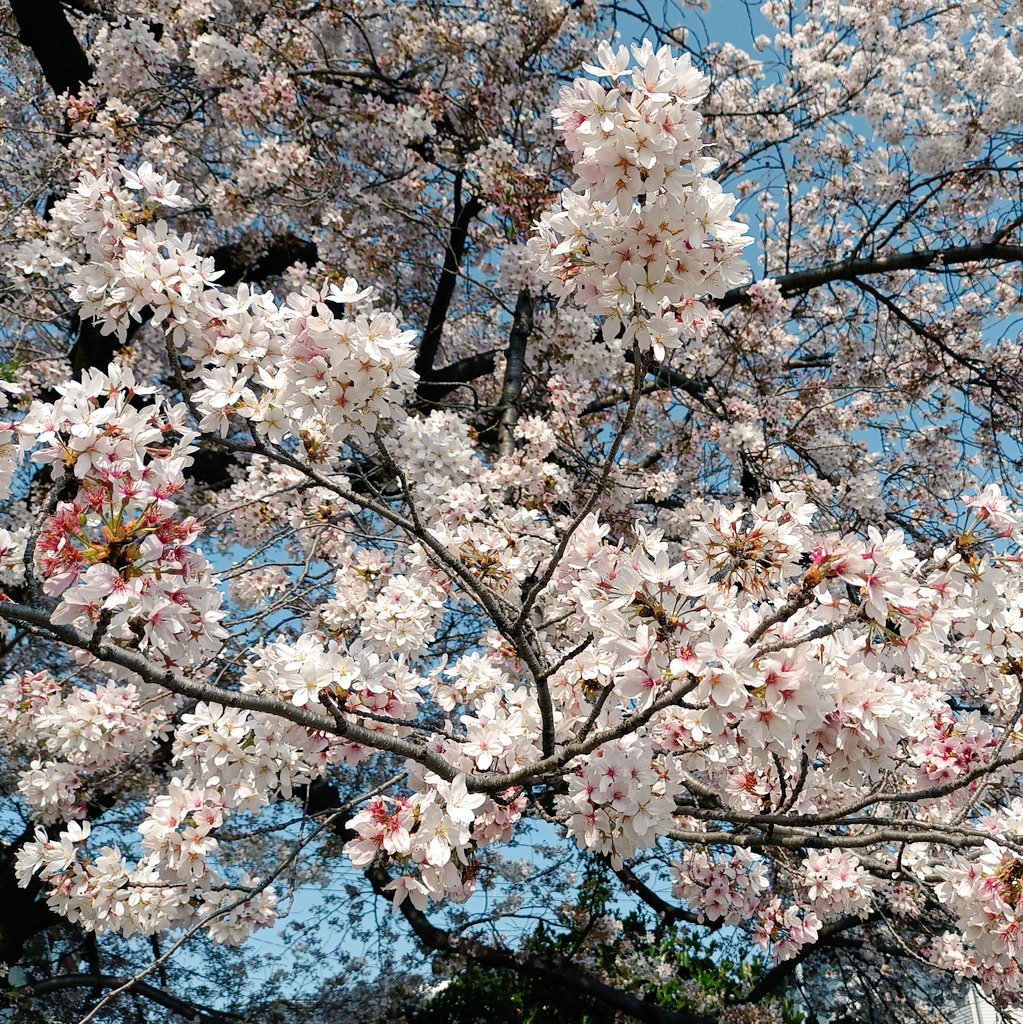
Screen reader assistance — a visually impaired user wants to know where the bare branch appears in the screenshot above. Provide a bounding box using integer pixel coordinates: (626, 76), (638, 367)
(718, 241), (1023, 310)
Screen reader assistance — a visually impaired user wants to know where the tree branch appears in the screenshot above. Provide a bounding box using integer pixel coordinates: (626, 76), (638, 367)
(363, 860), (710, 1024)
(740, 914), (879, 1005)
(0, 599), (462, 782)
(20, 974), (239, 1024)
(718, 241), (1023, 309)
(414, 175), (482, 378)
(214, 231), (319, 287)
(10, 0), (91, 98)
(497, 289), (533, 458)
(415, 349), (497, 408)
(610, 860), (703, 926)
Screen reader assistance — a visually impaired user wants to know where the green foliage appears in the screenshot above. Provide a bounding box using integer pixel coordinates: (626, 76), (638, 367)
(405, 964), (617, 1024)
(0, 359), (24, 383)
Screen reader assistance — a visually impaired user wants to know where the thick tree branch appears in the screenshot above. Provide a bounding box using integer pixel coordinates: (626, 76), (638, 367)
(9, 0), (91, 98)
(213, 231), (319, 287)
(610, 860), (703, 926)
(718, 241), (1023, 309)
(20, 973), (239, 1024)
(415, 176), (482, 378)
(69, 317), (121, 381)
(415, 348), (497, 408)
(497, 288), (533, 458)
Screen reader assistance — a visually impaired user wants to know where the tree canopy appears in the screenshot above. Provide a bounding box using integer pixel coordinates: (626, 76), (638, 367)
(1, 0), (1023, 1021)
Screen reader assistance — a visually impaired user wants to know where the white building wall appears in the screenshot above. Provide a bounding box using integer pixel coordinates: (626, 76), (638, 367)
(955, 986), (1023, 1024)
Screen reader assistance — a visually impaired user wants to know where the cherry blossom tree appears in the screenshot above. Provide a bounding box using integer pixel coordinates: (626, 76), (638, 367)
(1, 0), (1023, 1021)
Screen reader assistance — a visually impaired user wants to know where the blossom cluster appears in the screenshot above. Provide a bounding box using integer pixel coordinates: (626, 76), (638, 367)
(562, 735), (681, 866)
(345, 775), (487, 907)
(173, 701), (330, 811)
(3, 15), (1023, 1008)
(800, 849), (876, 919)
(241, 634), (424, 733)
(14, 808), (277, 946)
(531, 41), (752, 357)
(752, 899), (821, 963)
(0, 670), (170, 821)
(33, 164), (418, 452)
(670, 848), (771, 925)
(4, 688), (333, 942)
(9, 365), (226, 666)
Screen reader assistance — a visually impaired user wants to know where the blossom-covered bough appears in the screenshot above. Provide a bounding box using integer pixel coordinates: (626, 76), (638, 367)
(2, 1), (1023, 1022)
